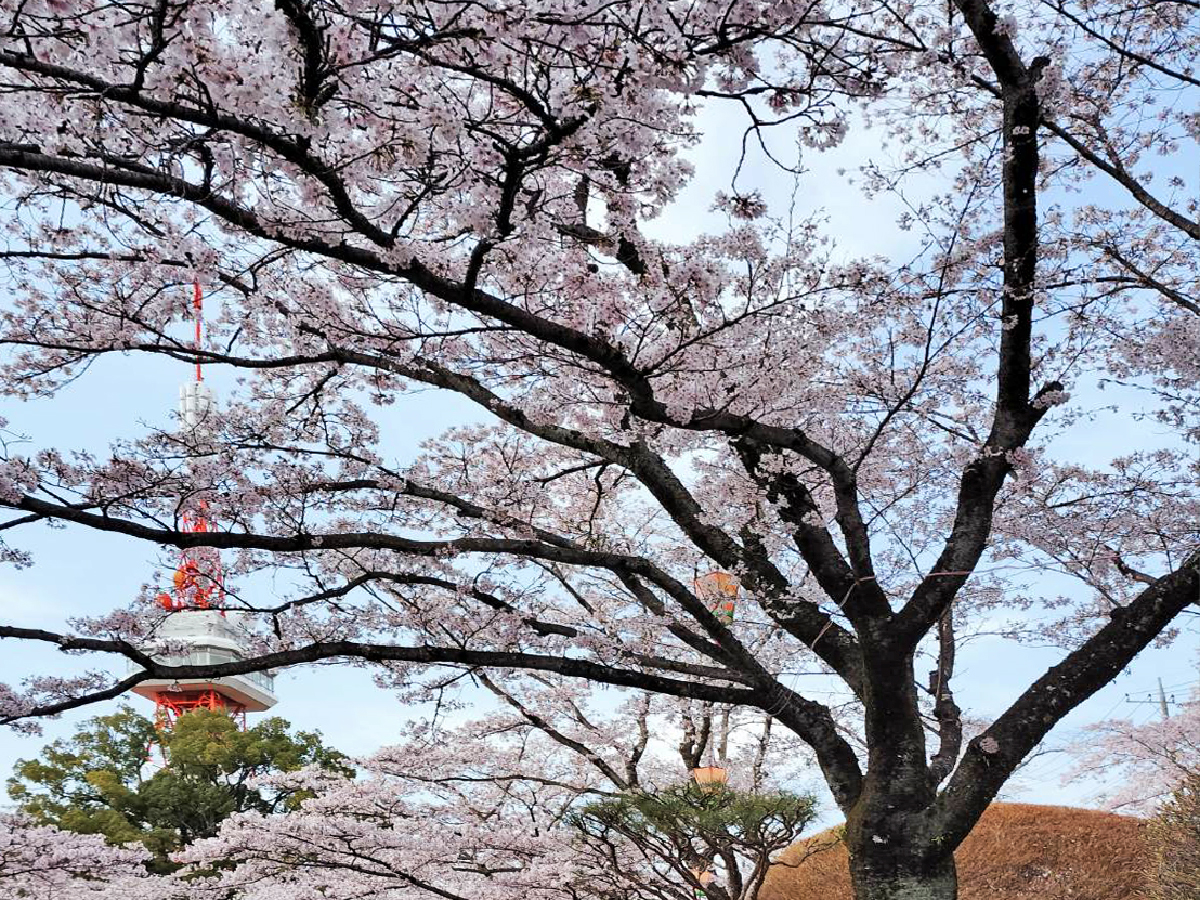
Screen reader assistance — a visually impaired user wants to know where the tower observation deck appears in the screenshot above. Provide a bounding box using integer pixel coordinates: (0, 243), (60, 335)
(131, 611), (277, 726)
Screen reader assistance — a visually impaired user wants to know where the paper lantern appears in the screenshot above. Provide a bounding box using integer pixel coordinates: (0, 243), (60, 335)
(691, 765), (729, 790)
(690, 867), (717, 899)
(694, 571), (738, 623)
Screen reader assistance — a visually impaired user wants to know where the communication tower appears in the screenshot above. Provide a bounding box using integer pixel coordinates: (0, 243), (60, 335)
(130, 281), (276, 731)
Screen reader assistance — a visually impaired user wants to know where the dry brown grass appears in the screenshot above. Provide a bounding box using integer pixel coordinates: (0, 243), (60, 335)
(761, 803), (1149, 900)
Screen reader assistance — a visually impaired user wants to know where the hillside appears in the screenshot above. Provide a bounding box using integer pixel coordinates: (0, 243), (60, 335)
(761, 803), (1148, 900)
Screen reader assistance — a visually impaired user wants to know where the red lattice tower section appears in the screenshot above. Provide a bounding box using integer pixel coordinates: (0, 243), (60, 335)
(157, 279), (224, 615)
(155, 507), (224, 613)
(152, 688), (247, 732)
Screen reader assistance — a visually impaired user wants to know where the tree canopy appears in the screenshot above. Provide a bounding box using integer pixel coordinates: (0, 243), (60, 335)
(0, 0), (1196, 897)
(7, 706), (348, 871)
(153, 694), (817, 900)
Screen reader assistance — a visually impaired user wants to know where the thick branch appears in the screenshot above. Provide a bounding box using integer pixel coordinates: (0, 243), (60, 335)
(897, 0), (1056, 643)
(926, 608), (962, 787)
(0, 626), (761, 725)
(0, 621), (863, 806)
(735, 438), (887, 627)
(274, 0), (338, 112)
(932, 550), (1200, 845)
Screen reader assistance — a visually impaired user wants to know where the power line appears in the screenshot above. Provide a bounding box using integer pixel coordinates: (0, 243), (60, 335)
(1125, 677), (1177, 719)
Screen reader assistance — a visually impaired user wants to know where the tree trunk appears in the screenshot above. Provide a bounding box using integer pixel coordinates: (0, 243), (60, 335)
(849, 853), (957, 900)
(843, 638), (958, 900)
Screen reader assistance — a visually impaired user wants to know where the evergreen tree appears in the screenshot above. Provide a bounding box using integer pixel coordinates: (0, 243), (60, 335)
(7, 706), (349, 873)
(572, 783), (818, 900)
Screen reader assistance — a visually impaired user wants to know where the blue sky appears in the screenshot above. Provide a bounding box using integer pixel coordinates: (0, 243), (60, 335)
(1, 94), (1195, 824)
(1, 352), (1190, 819)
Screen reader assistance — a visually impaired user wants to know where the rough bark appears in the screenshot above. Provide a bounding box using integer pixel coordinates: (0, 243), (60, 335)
(850, 867), (957, 900)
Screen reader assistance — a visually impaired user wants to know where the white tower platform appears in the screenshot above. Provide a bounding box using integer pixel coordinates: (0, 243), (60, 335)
(131, 610), (277, 712)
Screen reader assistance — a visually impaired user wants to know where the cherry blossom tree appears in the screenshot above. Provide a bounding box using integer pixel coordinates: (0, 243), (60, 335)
(1069, 684), (1200, 815)
(167, 689), (819, 900)
(0, 813), (149, 899)
(0, 0), (1197, 899)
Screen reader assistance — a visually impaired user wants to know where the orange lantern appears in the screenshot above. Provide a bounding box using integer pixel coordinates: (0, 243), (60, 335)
(691, 765), (729, 790)
(694, 571), (738, 624)
(690, 867), (716, 899)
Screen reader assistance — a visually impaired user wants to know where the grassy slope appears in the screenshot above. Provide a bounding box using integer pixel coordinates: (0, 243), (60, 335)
(761, 803), (1148, 900)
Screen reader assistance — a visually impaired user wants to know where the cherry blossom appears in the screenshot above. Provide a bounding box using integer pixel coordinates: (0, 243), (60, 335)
(169, 691), (812, 900)
(0, 814), (149, 899)
(1069, 682), (1200, 815)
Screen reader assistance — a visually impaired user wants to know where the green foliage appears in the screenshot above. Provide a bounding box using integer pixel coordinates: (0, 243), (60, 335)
(1146, 773), (1200, 900)
(571, 782), (818, 900)
(568, 782), (816, 900)
(7, 705), (350, 873)
(574, 783), (817, 853)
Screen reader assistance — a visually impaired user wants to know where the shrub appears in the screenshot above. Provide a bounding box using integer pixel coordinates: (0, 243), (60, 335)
(1146, 773), (1200, 900)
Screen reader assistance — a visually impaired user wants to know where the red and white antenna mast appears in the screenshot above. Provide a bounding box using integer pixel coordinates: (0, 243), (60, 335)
(159, 279), (222, 611)
(134, 279), (276, 734)
(193, 279), (203, 383)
